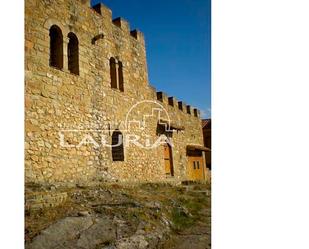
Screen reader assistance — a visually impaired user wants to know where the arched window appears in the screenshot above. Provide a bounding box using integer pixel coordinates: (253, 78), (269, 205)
(118, 61), (124, 92)
(68, 32), (79, 75)
(110, 57), (117, 89)
(49, 25), (63, 69)
(112, 130), (124, 161)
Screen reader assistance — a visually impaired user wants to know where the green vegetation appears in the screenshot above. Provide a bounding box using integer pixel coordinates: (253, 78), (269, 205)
(171, 206), (195, 231)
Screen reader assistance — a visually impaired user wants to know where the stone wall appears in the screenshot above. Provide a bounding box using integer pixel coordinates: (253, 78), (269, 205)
(25, 0), (205, 185)
(25, 191), (68, 210)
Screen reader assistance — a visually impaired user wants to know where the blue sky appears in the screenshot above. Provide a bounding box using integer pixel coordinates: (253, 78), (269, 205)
(91, 0), (211, 118)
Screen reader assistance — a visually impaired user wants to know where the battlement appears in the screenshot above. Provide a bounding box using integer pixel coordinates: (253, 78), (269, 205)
(156, 92), (200, 118)
(168, 97), (176, 107)
(156, 91), (167, 103)
(186, 105), (192, 115)
(193, 108), (199, 117)
(130, 30), (145, 44)
(26, 0), (199, 119)
(178, 101), (184, 111)
(91, 3), (112, 21)
(91, 2), (145, 46)
(113, 17), (130, 33)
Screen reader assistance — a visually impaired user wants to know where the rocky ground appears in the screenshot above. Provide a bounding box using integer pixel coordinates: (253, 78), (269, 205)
(25, 182), (211, 249)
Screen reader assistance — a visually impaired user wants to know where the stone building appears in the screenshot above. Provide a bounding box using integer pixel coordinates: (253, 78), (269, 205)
(202, 119), (211, 170)
(25, 0), (209, 185)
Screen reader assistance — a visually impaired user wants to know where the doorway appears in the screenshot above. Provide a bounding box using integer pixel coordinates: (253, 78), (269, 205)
(163, 143), (174, 176)
(187, 150), (205, 180)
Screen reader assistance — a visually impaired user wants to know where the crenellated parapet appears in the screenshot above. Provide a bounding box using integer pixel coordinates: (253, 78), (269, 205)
(130, 30), (145, 45)
(168, 96), (176, 107)
(156, 91), (168, 103)
(112, 17), (130, 33)
(91, 2), (145, 46)
(92, 3), (112, 20)
(156, 91), (201, 119)
(193, 108), (200, 117)
(178, 101), (184, 111)
(186, 105), (192, 115)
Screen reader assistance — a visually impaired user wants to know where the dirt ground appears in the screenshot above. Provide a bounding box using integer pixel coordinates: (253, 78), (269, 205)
(25, 182), (211, 249)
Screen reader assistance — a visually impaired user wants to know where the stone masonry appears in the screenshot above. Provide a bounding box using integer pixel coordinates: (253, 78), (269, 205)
(25, 0), (208, 185)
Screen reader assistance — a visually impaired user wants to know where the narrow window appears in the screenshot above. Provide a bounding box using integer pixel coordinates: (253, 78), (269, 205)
(118, 61), (124, 92)
(112, 130), (124, 161)
(197, 161), (200, 169)
(68, 32), (79, 75)
(193, 161), (196, 169)
(194, 109), (198, 117)
(49, 25), (63, 69)
(110, 57), (117, 89)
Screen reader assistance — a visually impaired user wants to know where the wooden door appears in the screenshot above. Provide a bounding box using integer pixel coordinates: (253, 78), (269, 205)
(164, 143), (174, 176)
(188, 156), (204, 180)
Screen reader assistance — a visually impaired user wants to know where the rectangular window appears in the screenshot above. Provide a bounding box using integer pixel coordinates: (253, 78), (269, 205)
(197, 161), (200, 169)
(193, 161), (196, 169)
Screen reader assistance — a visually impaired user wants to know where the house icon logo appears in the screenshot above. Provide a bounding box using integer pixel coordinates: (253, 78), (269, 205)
(125, 100), (172, 132)
(124, 100), (173, 149)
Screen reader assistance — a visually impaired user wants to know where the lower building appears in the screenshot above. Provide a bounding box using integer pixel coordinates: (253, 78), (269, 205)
(202, 119), (211, 171)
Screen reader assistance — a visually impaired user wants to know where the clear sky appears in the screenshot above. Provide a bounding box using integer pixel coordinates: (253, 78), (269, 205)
(91, 0), (211, 118)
